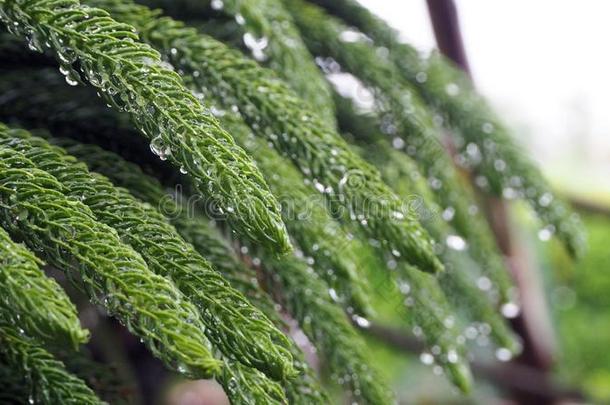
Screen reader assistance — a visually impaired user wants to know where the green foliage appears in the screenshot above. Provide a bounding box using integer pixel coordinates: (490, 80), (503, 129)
(201, 100), (373, 315)
(334, 95), (524, 383)
(0, 226), (88, 348)
(95, 0), (442, 275)
(0, 0), (291, 253)
(0, 322), (103, 405)
(0, 128), (296, 381)
(334, 93), (515, 305)
(262, 252), (395, 405)
(289, 0), (512, 305)
(0, 139), (220, 379)
(0, 0), (589, 401)
(0, 60), (372, 315)
(57, 139), (330, 404)
(310, 0), (585, 258)
(145, 0), (337, 127)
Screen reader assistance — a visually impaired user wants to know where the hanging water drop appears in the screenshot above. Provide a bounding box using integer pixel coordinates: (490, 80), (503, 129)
(353, 315), (370, 328)
(419, 352), (434, 365)
(495, 347), (512, 362)
(446, 349), (459, 364)
(446, 235), (467, 251)
(445, 83), (460, 96)
(538, 225), (554, 241)
(476, 276), (492, 291)
(501, 302), (520, 318)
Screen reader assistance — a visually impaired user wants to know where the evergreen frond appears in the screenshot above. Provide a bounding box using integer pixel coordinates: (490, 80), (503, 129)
(288, 0), (513, 305)
(143, 0), (337, 127)
(0, 137), (221, 379)
(0, 322), (103, 405)
(335, 95), (521, 357)
(0, 0), (292, 254)
(262, 252), (395, 405)
(0, 226), (89, 348)
(0, 61), (373, 315)
(93, 0), (443, 275)
(201, 100), (373, 315)
(58, 139), (331, 404)
(0, 128), (296, 381)
(310, 0), (585, 258)
(334, 93), (514, 303)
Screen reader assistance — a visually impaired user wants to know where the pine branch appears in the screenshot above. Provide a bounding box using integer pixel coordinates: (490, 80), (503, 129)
(373, 145), (520, 353)
(0, 138), (221, 379)
(0, 322), (103, 405)
(0, 128), (296, 381)
(92, 0), (443, 275)
(214, 360), (287, 405)
(262, 253), (395, 405)
(310, 0), (585, 259)
(199, 100), (373, 315)
(398, 264), (472, 392)
(0, 59), (373, 315)
(144, 0), (337, 127)
(333, 91), (514, 305)
(288, 0), (514, 307)
(57, 139), (331, 404)
(336, 95), (521, 356)
(0, 226), (89, 348)
(0, 0), (291, 254)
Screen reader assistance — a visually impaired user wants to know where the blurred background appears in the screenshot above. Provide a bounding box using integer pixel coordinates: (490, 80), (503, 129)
(361, 0), (610, 198)
(342, 0), (610, 403)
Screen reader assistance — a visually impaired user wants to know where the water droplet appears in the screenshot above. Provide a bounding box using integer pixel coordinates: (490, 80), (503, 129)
(482, 122), (494, 133)
(416, 71), (428, 83)
(398, 281), (411, 294)
(538, 226), (554, 241)
(502, 187), (518, 199)
(495, 347), (512, 362)
(501, 302), (520, 318)
(391, 210), (405, 220)
(65, 74), (78, 86)
(464, 326), (478, 339)
(243, 32), (268, 61)
(235, 13), (245, 25)
(441, 206), (455, 221)
(447, 349), (459, 364)
(428, 177), (442, 190)
(538, 192), (553, 207)
(494, 159), (507, 172)
(339, 29), (367, 43)
(446, 235), (467, 251)
(445, 83), (460, 96)
(353, 315), (370, 328)
(392, 137), (405, 149)
(476, 276), (492, 291)
(419, 352), (434, 365)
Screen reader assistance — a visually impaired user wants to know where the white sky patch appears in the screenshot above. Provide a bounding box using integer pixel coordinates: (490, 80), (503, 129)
(357, 0), (610, 197)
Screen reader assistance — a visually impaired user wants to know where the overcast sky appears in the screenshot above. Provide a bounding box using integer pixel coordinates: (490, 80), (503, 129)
(358, 0), (610, 196)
